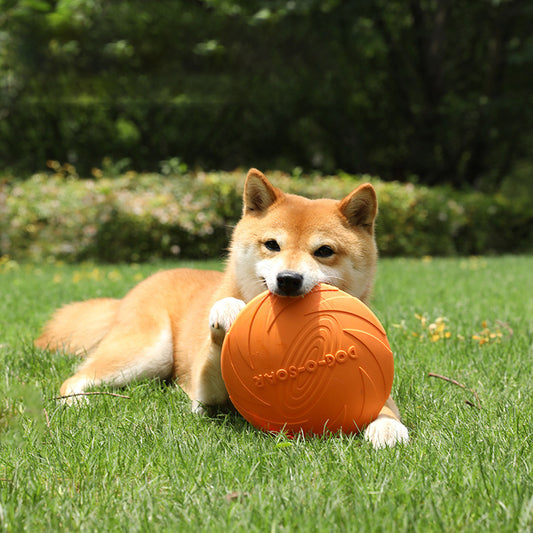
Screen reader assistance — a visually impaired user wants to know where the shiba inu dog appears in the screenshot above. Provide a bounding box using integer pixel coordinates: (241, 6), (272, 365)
(36, 169), (409, 448)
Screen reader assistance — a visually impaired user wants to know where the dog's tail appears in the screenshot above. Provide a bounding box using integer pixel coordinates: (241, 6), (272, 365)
(35, 298), (120, 356)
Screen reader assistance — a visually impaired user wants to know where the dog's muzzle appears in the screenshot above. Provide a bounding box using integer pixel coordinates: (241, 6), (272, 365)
(275, 271), (304, 297)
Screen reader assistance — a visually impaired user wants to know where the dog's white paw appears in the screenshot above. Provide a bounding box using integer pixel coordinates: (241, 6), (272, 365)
(364, 416), (409, 449)
(209, 297), (246, 344)
(191, 399), (208, 416)
(60, 394), (90, 407)
(59, 376), (92, 406)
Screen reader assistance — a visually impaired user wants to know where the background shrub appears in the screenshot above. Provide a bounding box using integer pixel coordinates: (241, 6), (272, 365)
(0, 169), (531, 263)
(1, 1), (532, 190)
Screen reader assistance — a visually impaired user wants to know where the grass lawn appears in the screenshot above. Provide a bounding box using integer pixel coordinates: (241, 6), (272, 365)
(0, 256), (532, 532)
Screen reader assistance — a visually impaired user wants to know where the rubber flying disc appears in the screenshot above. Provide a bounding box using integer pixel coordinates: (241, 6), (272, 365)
(221, 283), (394, 435)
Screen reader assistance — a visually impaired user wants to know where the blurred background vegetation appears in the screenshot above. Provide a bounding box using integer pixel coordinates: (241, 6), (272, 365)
(0, 0), (532, 260)
(2, 0), (532, 189)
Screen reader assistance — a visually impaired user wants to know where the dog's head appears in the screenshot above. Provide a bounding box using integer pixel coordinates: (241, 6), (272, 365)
(230, 169), (378, 303)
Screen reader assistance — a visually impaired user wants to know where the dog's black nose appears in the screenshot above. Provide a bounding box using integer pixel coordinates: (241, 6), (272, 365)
(276, 271), (304, 296)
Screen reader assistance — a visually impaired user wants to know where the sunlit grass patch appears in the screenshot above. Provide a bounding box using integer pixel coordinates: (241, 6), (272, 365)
(0, 256), (532, 531)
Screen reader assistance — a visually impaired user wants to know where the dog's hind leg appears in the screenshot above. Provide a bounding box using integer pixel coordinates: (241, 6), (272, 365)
(59, 311), (174, 403)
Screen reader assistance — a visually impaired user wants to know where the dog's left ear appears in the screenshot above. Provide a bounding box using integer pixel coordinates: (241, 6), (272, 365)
(243, 168), (281, 214)
(339, 183), (378, 232)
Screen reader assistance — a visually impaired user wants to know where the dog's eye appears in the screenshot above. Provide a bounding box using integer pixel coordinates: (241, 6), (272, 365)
(264, 239), (281, 252)
(314, 245), (334, 258)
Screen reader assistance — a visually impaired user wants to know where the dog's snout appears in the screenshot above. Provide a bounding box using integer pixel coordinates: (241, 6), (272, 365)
(276, 271), (304, 296)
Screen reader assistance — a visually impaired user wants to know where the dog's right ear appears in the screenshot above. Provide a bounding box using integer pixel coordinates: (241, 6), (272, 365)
(243, 169), (281, 214)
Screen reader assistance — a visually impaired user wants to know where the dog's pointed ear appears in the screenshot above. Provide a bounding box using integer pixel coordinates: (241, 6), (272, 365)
(243, 168), (281, 214)
(339, 183), (378, 232)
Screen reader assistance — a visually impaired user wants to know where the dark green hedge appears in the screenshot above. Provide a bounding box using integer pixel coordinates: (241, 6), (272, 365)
(1, 0), (532, 188)
(0, 169), (531, 262)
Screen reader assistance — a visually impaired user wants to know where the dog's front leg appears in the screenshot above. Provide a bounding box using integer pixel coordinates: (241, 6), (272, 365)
(363, 397), (409, 449)
(208, 297), (246, 347)
(191, 297), (245, 414)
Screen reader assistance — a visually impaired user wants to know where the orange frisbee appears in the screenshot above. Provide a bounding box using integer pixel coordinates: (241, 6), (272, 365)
(221, 283), (394, 435)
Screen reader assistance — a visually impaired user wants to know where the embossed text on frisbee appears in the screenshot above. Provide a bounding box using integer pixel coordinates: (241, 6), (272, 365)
(252, 346), (359, 387)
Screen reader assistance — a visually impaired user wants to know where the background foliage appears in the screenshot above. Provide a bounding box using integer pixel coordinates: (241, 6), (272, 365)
(1, 168), (531, 262)
(1, 0), (532, 189)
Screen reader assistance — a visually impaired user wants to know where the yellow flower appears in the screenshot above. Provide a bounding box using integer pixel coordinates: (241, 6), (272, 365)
(472, 320), (506, 346)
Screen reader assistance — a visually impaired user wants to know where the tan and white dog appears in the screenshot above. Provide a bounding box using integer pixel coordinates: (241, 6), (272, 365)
(36, 169), (409, 448)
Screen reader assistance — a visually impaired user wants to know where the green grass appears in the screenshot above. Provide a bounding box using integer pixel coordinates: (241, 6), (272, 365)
(0, 256), (532, 532)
